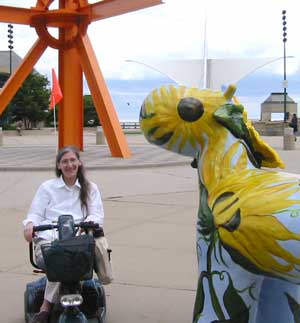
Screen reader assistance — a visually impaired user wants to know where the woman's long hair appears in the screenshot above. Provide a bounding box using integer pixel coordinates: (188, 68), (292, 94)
(55, 145), (90, 213)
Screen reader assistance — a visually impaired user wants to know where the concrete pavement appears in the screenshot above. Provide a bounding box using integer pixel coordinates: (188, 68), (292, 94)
(0, 166), (198, 323)
(0, 129), (191, 170)
(0, 129), (299, 172)
(0, 130), (299, 322)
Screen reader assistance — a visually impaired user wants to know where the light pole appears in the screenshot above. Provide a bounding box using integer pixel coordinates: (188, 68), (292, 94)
(282, 10), (288, 123)
(7, 24), (14, 76)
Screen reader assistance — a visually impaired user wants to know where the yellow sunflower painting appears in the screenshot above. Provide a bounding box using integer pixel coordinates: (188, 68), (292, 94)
(140, 85), (228, 156)
(210, 168), (300, 280)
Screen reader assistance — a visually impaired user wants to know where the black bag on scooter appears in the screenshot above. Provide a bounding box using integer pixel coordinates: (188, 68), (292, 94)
(41, 234), (95, 283)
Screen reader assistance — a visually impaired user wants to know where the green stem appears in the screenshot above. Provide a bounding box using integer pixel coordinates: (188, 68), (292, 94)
(207, 232), (226, 321)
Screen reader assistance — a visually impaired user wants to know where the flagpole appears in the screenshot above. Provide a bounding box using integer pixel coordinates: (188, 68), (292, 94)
(53, 103), (57, 134)
(202, 4), (208, 89)
(50, 68), (63, 140)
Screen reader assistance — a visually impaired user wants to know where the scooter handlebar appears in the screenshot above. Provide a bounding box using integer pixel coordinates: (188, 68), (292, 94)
(77, 221), (100, 230)
(33, 224), (58, 232)
(33, 222), (100, 233)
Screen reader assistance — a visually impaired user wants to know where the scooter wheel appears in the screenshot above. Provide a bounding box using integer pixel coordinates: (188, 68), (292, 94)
(24, 278), (46, 322)
(24, 290), (30, 323)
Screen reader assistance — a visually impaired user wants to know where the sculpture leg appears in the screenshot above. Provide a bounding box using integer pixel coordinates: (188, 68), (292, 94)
(58, 27), (83, 150)
(76, 33), (131, 158)
(0, 39), (47, 115)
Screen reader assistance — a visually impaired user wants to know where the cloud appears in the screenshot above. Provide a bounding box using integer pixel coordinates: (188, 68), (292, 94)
(0, 0), (300, 81)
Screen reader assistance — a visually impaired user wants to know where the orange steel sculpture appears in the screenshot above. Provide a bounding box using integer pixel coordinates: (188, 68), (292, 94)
(0, 0), (162, 157)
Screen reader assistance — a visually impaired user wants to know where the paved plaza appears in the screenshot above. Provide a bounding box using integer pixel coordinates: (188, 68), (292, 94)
(0, 129), (299, 322)
(0, 129), (299, 172)
(0, 129), (191, 170)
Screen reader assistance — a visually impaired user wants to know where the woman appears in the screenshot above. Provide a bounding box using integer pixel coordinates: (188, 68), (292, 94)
(23, 145), (104, 323)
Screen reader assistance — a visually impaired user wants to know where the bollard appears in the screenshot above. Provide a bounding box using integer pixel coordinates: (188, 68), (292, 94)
(0, 127), (3, 146)
(283, 127), (295, 150)
(96, 126), (106, 145)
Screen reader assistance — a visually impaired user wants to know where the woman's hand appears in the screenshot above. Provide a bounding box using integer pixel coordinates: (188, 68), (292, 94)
(24, 222), (34, 242)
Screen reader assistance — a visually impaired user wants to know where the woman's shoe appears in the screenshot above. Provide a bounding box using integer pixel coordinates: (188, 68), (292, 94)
(32, 311), (49, 323)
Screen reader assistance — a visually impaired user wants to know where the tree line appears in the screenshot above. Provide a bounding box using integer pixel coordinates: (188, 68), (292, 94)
(0, 71), (100, 130)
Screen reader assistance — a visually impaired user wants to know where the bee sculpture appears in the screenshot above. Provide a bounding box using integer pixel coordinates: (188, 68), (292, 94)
(140, 84), (300, 323)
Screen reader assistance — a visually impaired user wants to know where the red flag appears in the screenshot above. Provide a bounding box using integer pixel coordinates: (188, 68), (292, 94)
(49, 68), (63, 109)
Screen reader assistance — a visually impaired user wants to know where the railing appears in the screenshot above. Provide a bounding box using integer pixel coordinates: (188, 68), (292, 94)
(120, 122), (140, 129)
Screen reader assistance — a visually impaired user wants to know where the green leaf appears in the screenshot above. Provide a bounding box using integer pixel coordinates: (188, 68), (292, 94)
(223, 275), (249, 323)
(285, 292), (300, 323)
(198, 182), (215, 236)
(213, 103), (261, 167)
(213, 104), (247, 140)
(193, 272), (206, 322)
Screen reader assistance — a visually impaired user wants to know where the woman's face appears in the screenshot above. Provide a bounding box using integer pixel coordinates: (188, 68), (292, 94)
(57, 151), (82, 183)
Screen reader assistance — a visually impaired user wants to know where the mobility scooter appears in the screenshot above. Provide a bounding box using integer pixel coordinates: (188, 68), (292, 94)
(24, 215), (107, 322)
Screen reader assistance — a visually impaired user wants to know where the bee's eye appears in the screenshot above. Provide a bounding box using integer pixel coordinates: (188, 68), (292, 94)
(177, 97), (204, 122)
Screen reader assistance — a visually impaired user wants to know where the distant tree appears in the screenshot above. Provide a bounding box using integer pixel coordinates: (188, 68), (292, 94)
(0, 73), (9, 88)
(2, 71), (50, 129)
(45, 105), (58, 127)
(45, 95), (101, 128)
(84, 95), (100, 126)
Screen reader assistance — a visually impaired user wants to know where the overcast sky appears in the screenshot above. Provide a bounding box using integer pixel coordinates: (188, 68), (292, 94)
(0, 0), (300, 81)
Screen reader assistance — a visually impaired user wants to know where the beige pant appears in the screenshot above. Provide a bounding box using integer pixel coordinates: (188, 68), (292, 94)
(34, 238), (60, 303)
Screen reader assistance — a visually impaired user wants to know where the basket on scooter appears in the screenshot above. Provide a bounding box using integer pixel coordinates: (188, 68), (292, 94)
(41, 234), (95, 283)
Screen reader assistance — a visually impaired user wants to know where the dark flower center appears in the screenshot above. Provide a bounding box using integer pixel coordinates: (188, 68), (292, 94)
(177, 97), (204, 122)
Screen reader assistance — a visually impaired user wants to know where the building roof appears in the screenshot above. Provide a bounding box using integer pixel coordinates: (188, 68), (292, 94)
(0, 50), (23, 74)
(262, 92), (297, 104)
(128, 57), (287, 90)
